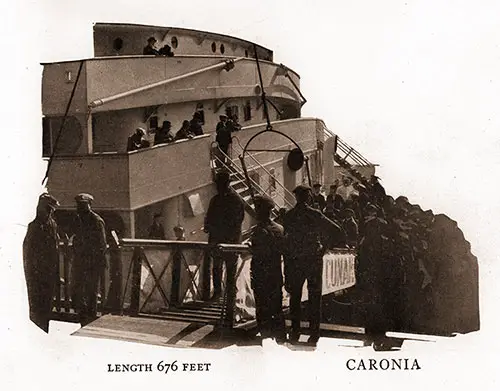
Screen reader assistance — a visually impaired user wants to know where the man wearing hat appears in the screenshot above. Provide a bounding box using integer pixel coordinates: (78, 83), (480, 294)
(127, 127), (150, 152)
(250, 195), (286, 342)
(342, 208), (359, 248)
(357, 203), (391, 336)
(283, 185), (344, 344)
(215, 114), (231, 162)
(190, 111), (204, 136)
(23, 193), (60, 332)
(154, 121), (174, 145)
(72, 193), (107, 326)
(148, 213), (165, 240)
(204, 170), (245, 317)
(311, 183), (326, 212)
(370, 174), (386, 206)
(143, 36), (161, 55)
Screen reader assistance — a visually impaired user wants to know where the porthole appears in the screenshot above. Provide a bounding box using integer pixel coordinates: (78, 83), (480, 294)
(220, 43), (225, 54)
(211, 42), (216, 52)
(113, 37), (123, 51)
(171, 36), (178, 49)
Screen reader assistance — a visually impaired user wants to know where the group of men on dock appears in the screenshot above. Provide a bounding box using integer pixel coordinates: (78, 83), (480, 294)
(23, 165), (430, 344)
(23, 193), (107, 332)
(204, 171), (345, 344)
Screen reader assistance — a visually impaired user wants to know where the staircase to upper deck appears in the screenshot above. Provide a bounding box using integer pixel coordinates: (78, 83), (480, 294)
(322, 127), (375, 184)
(210, 141), (295, 220)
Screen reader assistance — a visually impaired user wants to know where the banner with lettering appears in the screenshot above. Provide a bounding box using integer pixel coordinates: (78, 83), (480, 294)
(234, 249), (357, 323)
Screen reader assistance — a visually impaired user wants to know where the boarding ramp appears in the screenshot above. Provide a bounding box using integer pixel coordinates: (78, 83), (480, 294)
(51, 235), (357, 330)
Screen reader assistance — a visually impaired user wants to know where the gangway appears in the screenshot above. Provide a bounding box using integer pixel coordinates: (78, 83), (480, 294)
(51, 233), (357, 339)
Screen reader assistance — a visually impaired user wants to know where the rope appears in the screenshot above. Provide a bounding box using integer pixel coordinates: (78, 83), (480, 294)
(253, 43), (272, 131)
(42, 60), (85, 186)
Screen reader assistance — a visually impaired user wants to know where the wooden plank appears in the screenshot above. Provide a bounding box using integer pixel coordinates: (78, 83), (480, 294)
(72, 314), (215, 348)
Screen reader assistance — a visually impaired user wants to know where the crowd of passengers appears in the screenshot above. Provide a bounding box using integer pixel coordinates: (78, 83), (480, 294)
(296, 174), (443, 335)
(127, 110), (242, 153)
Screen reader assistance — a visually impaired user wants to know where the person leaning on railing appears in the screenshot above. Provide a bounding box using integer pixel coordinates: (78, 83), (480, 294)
(189, 111), (204, 136)
(154, 121), (174, 145)
(127, 127), (150, 152)
(143, 37), (161, 55)
(174, 120), (194, 141)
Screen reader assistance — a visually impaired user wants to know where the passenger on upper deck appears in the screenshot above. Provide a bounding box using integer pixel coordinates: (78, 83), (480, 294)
(158, 43), (175, 57)
(143, 37), (161, 55)
(127, 127), (150, 152)
(226, 114), (242, 133)
(154, 121), (174, 145)
(189, 112), (204, 136)
(148, 213), (165, 240)
(215, 115), (231, 156)
(174, 120), (194, 141)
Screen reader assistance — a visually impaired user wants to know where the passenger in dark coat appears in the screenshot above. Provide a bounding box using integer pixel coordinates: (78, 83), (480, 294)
(148, 213), (165, 240)
(189, 112), (204, 136)
(158, 44), (174, 57)
(324, 183), (338, 219)
(204, 170), (245, 322)
(23, 193), (60, 333)
(143, 37), (160, 55)
(283, 185), (344, 344)
(357, 203), (392, 335)
(127, 127), (150, 151)
(370, 175), (386, 206)
(154, 121), (174, 145)
(174, 120), (194, 141)
(71, 193), (107, 326)
(250, 195), (286, 341)
(312, 183), (326, 212)
(215, 115), (231, 156)
(342, 208), (359, 248)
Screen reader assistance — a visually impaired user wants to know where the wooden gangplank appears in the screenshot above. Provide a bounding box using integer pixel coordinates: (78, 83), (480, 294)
(72, 314), (216, 348)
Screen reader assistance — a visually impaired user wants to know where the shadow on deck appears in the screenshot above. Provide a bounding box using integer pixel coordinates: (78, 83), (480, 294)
(71, 314), (438, 351)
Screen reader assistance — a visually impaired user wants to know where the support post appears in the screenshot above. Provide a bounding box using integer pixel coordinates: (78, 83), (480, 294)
(170, 244), (182, 306)
(106, 231), (122, 313)
(129, 247), (142, 316)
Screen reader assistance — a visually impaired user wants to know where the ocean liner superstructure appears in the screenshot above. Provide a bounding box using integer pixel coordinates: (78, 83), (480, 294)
(42, 23), (374, 239)
(39, 23), (478, 346)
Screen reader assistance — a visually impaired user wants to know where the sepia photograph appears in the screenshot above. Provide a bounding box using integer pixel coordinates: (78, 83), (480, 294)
(1, 0), (499, 389)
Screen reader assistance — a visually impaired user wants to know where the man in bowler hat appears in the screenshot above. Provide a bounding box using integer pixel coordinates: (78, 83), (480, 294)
(143, 37), (160, 55)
